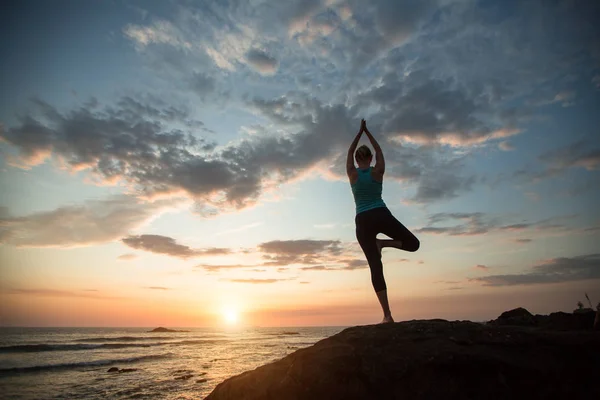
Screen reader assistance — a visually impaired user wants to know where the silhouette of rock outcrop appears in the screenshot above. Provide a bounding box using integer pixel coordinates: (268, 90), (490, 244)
(147, 327), (189, 332)
(488, 307), (596, 331)
(205, 312), (600, 400)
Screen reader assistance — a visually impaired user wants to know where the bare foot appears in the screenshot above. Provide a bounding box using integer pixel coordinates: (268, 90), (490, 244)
(380, 315), (394, 324)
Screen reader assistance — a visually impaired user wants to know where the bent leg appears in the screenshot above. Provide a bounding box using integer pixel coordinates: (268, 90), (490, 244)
(379, 209), (420, 252)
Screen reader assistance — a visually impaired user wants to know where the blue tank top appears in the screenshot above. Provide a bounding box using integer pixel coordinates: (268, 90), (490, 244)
(351, 167), (386, 215)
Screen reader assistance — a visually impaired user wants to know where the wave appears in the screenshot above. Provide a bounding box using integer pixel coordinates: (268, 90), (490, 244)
(266, 331), (300, 336)
(0, 342), (163, 353)
(0, 354), (170, 376)
(74, 336), (174, 342)
(73, 334), (227, 343)
(175, 339), (229, 346)
(0, 338), (230, 353)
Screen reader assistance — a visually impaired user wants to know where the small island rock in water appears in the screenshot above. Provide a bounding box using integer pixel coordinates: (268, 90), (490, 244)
(147, 327), (189, 333)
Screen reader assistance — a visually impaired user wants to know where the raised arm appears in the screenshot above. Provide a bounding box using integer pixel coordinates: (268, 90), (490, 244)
(363, 123), (385, 175)
(346, 123), (363, 179)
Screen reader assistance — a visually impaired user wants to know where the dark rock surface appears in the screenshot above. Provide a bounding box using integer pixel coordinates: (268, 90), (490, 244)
(147, 327), (189, 333)
(488, 307), (596, 331)
(205, 317), (600, 400)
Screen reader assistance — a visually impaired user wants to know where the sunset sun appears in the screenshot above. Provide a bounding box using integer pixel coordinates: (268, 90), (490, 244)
(223, 309), (239, 325)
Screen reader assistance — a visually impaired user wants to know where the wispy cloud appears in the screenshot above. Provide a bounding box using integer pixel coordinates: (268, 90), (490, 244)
(498, 141), (514, 151)
(198, 264), (256, 272)
(470, 254), (600, 286)
(245, 49), (279, 75)
(258, 239), (344, 266)
(415, 212), (586, 238)
(215, 222), (262, 236)
(513, 238), (532, 244)
(117, 253), (138, 261)
(122, 234), (230, 259)
(226, 278), (290, 284)
(475, 264), (490, 270)
(4, 288), (122, 299)
(0, 196), (178, 248)
(144, 286), (170, 290)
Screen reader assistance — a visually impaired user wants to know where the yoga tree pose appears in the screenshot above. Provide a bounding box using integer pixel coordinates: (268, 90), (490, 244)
(347, 119), (420, 324)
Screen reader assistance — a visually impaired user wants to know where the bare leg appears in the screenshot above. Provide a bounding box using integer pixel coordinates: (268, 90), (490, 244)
(376, 289), (394, 323)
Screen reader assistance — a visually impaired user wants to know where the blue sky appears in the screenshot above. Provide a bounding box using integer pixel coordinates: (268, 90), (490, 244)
(0, 0), (599, 327)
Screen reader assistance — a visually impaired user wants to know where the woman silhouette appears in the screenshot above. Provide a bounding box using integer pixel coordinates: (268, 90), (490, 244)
(347, 119), (420, 323)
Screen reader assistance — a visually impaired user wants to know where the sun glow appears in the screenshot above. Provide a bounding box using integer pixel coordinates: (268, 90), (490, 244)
(223, 309), (238, 324)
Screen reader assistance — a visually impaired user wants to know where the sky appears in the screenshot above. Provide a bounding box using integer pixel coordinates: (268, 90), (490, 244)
(0, 0), (599, 328)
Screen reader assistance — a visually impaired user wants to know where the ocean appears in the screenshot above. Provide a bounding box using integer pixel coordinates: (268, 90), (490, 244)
(0, 326), (345, 399)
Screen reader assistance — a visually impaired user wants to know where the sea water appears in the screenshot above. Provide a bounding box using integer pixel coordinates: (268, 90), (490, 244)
(0, 326), (345, 399)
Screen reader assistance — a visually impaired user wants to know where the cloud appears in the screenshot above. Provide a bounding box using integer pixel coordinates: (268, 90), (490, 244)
(415, 212), (582, 238)
(470, 254), (600, 286)
(552, 90), (576, 107)
(0, 96), (286, 213)
(190, 72), (216, 96)
(371, 0), (437, 47)
(118, 253), (138, 261)
(475, 264), (489, 270)
(363, 75), (523, 148)
(124, 20), (191, 50)
(144, 286), (170, 290)
(258, 239), (343, 266)
(340, 259), (367, 270)
(499, 141), (514, 151)
(197, 264), (256, 272)
(226, 278), (289, 284)
(197, 240), (363, 271)
(121, 234), (230, 259)
(511, 141), (600, 185)
(0, 195), (175, 248)
(300, 265), (328, 271)
(539, 141), (600, 172)
(245, 49), (279, 75)
(5, 0), (599, 218)
(4, 288), (121, 299)
(514, 238), (532, 244)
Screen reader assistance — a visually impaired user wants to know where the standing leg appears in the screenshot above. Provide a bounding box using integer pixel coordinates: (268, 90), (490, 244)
(356, 222), (393, 323)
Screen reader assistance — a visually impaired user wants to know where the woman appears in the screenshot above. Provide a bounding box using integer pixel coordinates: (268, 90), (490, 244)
(347, 119), (420, 324)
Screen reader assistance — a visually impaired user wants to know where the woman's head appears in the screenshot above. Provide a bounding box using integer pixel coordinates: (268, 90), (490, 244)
(355, 145), (372, 164)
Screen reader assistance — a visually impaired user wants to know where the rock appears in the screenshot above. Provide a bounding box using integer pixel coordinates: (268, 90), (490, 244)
(147, 327), (189, 333)
(205, 319), (600, 400)
(595, 311), (600, 330)
(107, 367), (119, 373)
(535, 311), (596, 331)
(487, 308), (596, 331)
(488, 307), (536, 327)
